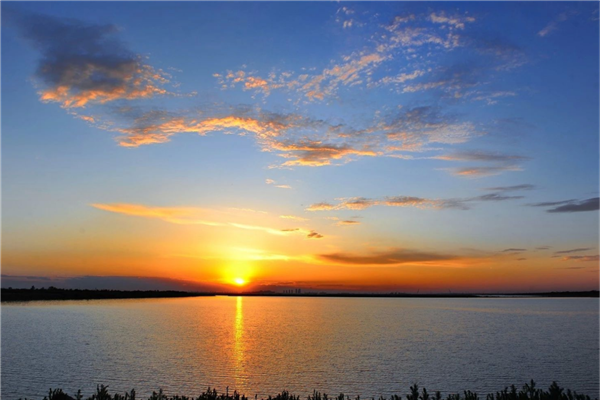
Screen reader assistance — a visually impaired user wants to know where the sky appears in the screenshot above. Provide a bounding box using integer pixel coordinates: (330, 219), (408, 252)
(1, 2), (599, 293)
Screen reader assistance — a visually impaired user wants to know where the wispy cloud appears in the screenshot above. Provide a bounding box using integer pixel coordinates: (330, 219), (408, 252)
(484, 184), (535, 192)
(447, 165), (523, 178)
(306, 188), (526, 213)
(437, 150), (530, 178)
(280, 215), (307, 221)
(561, 255), (599, 262)
(215, 10), (479, 102)
(428, 11), (476, 30)
(471, 91), (517, 105)
(91, 203), (323, 239)
(435, 150), (529, 163)
(501, 248), (526, 253)
(380, 107), (481, 157)
(318, 248), (460, 266)
(336, 220), (361, 226)
(266, 179), (292, 189)
(538, 11), (577, 37)
(554, 248), (593, 254)
(335, 6), (364, 30)
(528, 197), (599, 213)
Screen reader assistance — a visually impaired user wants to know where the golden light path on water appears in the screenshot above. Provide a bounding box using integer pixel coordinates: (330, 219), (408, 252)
(234, 296), (247, 390)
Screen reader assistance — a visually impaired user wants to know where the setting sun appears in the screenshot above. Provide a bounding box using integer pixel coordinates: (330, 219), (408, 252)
(233, 278), (247, 286)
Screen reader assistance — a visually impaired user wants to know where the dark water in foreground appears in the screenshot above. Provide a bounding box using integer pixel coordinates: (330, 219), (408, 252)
(1, 297), (598, 399)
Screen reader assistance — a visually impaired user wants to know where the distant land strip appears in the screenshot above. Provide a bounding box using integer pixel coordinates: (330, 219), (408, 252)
(1, 287), (598, 302)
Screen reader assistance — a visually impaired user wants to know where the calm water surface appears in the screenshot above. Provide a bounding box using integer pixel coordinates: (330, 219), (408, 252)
(2, 297), (598, 399)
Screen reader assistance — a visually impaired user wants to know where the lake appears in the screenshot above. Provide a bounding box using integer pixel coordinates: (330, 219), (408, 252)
(1, 297), (598, 400)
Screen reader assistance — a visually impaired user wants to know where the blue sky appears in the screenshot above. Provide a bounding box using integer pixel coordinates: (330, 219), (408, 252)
(2, 2), (599, 292)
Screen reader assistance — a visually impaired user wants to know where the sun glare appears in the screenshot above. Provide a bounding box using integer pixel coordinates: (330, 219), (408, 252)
(233, 277), (247, 286)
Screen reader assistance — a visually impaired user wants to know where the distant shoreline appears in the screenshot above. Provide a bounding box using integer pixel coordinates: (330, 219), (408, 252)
(1, 287), (598, 302)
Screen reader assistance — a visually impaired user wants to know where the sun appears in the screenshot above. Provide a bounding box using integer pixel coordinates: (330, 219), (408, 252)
(233, 277), (247, 286)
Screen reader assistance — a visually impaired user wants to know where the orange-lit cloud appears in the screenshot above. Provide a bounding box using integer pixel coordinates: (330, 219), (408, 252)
(91, 203), (323, 239)
(428, 12), (475, 30)
(266, 179), (292, 189)
(280, 215), (308, 221)
(336, 220), (361, 226)
(273, 140), (379, 167)
(8, 10), (171, 108)
(449, 165), (522, 177)
(561, 255), (599, 262)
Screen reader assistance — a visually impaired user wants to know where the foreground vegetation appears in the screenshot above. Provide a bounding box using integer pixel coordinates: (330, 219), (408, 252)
(22, 381), (597, 400)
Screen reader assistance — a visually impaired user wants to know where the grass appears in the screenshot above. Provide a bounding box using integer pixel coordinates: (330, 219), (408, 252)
(19, 381), (597, 400)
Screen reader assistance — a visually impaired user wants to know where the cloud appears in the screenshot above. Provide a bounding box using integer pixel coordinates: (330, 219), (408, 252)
(216, 10), (476, 102)
(375, 69), (427, 86)
(273, 140), (379, 167)
(501, 248), (526, 253)
(484, 184), (535, 192)
(546, 197), (599, 213)
(437, 150), (530, 178)
(307, 196), (439, 211)
(436, 150), (529, 163)
(336, 220), (361, 226)
(306, 202), (337, 211)
(448, 165), (522, 178)
(280, 215), (307, 221)
(529, 197), (599, 213)
(91, 203), (323, 238)
(528, 199), (575, 207)
(471, 193), (524, 202)
(266, 178), (292, 189)
(428, 12), (476, 30)
(400, 63), (487, 98)
(16, 9), (527, 175)
(471, 91), (517, 105)
(6, 9), (171, 108)
(110, 109), (384, 167)
(469, 35), (527, 70)
(382, 106), (480, 153)
(554, 248), (593, 254)
(307, 188), (526, 212)
(307, 231), (324, 239)
(317, 248), (459, 265)
(561, 255), (600, 262)
(538, 11), (576, 37)
(91, 203), (221, 226)
(116, 113), (291, 147)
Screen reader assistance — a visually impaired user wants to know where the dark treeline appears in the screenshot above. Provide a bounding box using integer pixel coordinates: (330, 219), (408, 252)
(513, 291), (599, 298)
(2, 287), (598, 302)
(19, 382), (597, 400)
(0, 287), (212, 302)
